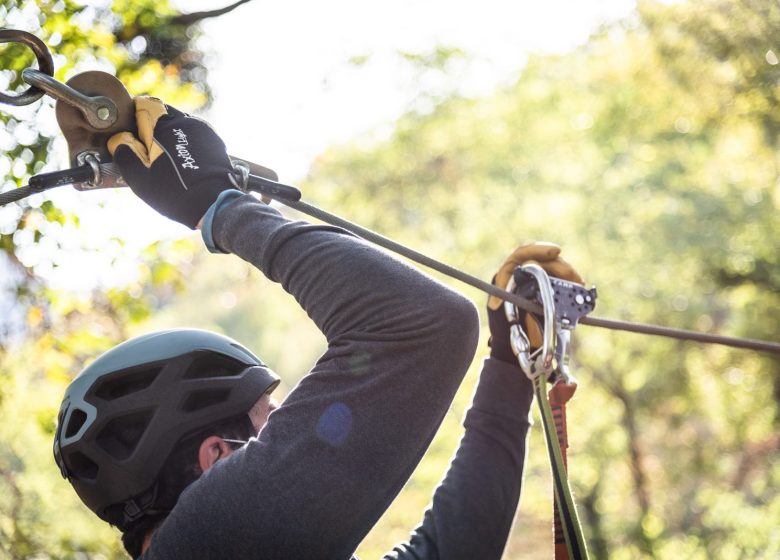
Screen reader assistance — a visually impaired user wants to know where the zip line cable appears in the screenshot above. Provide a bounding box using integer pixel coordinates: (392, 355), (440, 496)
(260, 192), (780, 357)
(0, 184), (46, 206)
(1, 176), (778, 356)
(0, 28), (777, 356)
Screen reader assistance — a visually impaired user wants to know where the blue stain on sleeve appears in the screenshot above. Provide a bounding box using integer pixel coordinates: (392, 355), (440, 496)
(316, 402), (353, 447)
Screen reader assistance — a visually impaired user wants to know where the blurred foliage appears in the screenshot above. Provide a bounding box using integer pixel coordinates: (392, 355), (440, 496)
(299, 1), (779, 558)
(0, 0), (215, 558)
(0, 236), (195, 559)
(0, 0), (212, 311)
(1, 0), (779, 558)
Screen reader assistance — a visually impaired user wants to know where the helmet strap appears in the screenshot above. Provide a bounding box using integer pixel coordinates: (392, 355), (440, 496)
(123, 482), (166, 524)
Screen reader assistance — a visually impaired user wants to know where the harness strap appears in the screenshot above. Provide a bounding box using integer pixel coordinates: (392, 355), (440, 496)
(534, 376), (589, 560)
(549, 381), (577, 559)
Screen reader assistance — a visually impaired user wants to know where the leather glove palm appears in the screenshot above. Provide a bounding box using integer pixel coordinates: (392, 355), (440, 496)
(487, 242), (584, 364)
(108, 97), (236, 229)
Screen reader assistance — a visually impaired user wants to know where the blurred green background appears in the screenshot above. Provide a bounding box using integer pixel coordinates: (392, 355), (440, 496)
(1, 0), (778, 558)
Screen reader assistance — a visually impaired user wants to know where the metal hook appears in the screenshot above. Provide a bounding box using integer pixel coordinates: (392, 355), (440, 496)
(229, 159), (251, 191)
(0, 29), (55, 106)
(0, 29), (118, 129)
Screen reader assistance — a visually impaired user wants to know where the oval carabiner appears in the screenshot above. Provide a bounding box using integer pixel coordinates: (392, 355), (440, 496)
(504, 264), (557, 380)
(0, 29), (55, 106)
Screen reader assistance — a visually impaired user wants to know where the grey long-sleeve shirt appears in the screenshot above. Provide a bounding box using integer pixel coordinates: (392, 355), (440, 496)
(142, 195), (532, 559)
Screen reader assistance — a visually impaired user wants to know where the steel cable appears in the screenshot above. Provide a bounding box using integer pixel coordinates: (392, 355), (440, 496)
(0, 185), (40, 206)
(0, 27), (777, 356)
(2, 179), (778, 356)
(267, 195), (780, 356)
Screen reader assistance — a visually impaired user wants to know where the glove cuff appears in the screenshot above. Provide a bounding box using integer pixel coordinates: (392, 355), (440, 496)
(201, 189), (245, 253)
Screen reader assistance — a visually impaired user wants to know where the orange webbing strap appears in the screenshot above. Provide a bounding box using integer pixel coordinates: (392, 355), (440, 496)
(549, 381), (577, 559)
(533, 373), (588, 558)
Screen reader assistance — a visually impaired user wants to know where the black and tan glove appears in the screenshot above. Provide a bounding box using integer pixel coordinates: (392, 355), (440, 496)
(487, 242), (584, 364)
(108, 97), (236, 229)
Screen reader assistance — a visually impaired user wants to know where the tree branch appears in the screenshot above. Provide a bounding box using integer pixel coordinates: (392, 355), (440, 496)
(579, 476), (609, 559)
(170, 0), (255, 26)
(731, 433), (780, 491)
(591, 363), (657, 555)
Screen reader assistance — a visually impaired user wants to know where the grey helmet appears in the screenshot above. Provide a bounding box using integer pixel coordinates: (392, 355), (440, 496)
(53, 329), (279, 526)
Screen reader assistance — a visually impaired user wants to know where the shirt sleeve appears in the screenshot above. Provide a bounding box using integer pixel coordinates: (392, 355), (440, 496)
(381, 358), (534, 560)
(143, 195), (480, 560)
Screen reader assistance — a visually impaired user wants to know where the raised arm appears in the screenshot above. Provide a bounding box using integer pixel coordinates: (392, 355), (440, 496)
(383, 243), (584, 560)
(109, 98), (480, 559)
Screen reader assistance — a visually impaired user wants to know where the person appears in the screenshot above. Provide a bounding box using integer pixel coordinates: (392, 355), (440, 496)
(52, 98), (584, 559)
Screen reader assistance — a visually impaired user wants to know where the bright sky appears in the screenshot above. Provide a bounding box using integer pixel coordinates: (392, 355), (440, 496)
(195, 0), (636, 177)
(7, 0), (637, 291)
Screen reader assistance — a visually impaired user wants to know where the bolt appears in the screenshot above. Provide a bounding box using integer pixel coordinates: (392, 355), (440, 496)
(575, 294), (585, 305)
(97, 106), (110, 121)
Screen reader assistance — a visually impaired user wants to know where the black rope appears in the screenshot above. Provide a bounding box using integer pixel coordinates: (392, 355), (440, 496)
(259, 194), (780, 356)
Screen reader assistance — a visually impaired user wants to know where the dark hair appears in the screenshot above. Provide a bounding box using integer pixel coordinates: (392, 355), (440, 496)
(121, 414), (256, 558)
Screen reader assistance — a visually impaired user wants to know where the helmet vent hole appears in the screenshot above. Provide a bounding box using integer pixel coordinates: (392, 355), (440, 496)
(182, 389), (231, 412)
(93, 367), (161, 400)
(65, 409), (88, 438)
(68, 451), (99, 481)
(183, 353), (245, 379)
(96, 411), (152, 461)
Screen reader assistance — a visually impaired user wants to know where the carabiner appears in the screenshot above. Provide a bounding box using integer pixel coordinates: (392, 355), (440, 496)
(505, 264), (557, 380)
(0, 29), (55, 106)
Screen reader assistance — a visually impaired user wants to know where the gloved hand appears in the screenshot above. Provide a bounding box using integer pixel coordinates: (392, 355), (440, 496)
(108, 96), (237, 229)
(487, 242), (584, 365)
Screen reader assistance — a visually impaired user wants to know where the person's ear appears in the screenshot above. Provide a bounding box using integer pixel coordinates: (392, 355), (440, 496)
(198, 436), (233, 471)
